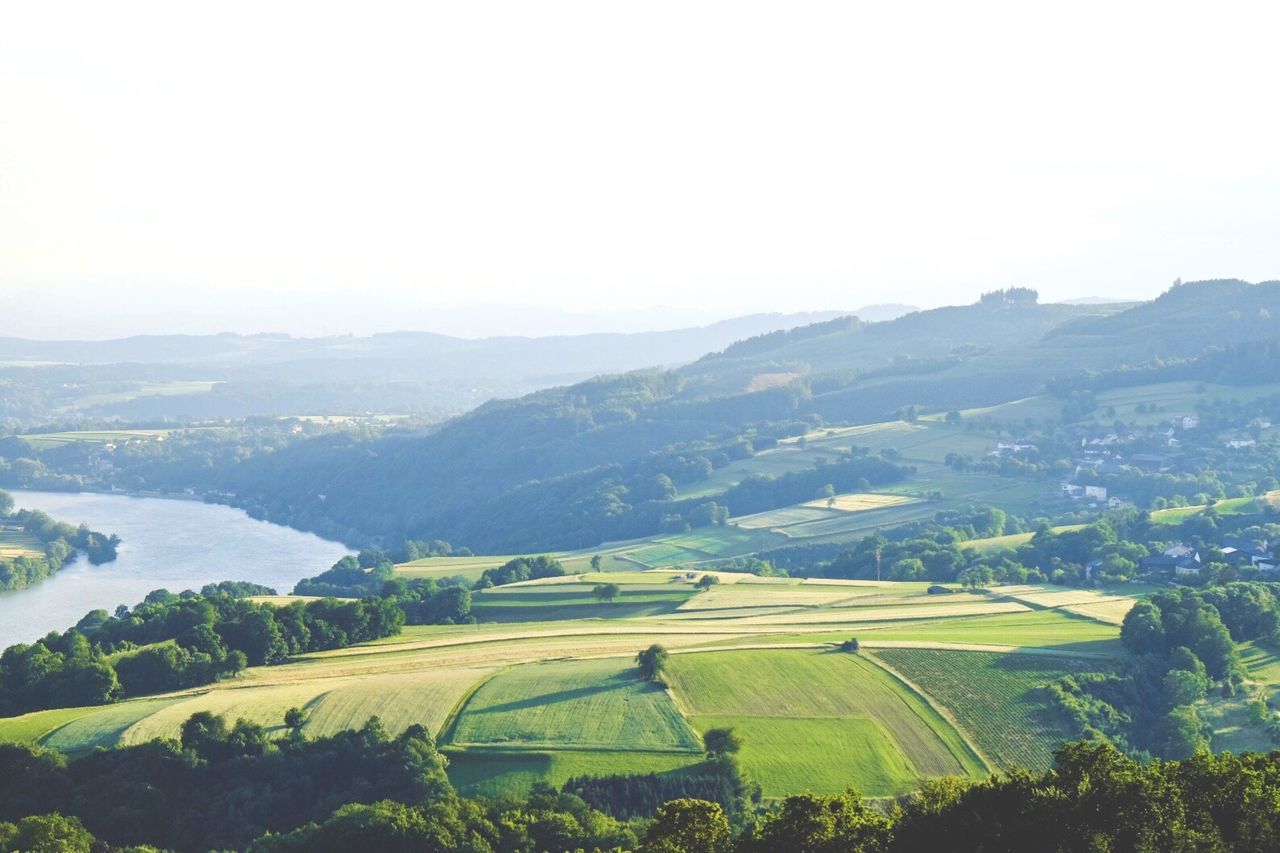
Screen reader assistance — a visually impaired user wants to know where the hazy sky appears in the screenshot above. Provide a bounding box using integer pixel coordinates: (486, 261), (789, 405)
(2, 1), (1279, 338)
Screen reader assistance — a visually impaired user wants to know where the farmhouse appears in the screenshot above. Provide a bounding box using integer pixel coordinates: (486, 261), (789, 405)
(1129, 453), (1172, 473)
(1140, 544), (1202, 578)
(1220, 537), (1274, 570)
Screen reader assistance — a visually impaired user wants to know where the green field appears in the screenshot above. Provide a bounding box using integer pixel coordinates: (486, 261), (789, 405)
(664, 648), (985, 796)
(447, 658), (701, 752)
(446, 748), (702, 798)
(871, 649), (1106, 772)
(0, 572), (1125, 799)
(72, 381), (220, 410)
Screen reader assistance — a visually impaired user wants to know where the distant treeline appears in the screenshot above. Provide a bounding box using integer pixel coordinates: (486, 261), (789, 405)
(1048, 338), (1280, 399)
(0, 490), (119, 592)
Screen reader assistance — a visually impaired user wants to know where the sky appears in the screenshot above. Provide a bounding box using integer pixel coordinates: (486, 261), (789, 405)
(2, 0), (1279, 339)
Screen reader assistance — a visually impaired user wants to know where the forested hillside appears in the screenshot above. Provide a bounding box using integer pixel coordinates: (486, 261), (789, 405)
(7, 281), (1279, 553)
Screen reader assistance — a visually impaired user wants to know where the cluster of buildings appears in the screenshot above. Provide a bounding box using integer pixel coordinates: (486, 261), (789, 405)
(1137, 538), (1276, 579)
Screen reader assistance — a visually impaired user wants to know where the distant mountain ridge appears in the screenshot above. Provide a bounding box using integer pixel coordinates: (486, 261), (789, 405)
(188, 279), (1280, 550)
(0, 306), (917, 368)
(14, 279), (1280, 552)
(0, 308), (914, 421)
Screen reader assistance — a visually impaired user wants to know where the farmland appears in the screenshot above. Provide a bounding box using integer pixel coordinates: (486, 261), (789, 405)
(0, 569), (1144, 800)
(0, 528), (43, 559)
(663, 648), (985, 796)
(448, 658), (701, 752)
(871, 649), (1112, 772)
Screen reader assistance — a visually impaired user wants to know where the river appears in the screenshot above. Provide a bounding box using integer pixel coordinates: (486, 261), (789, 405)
(0, 490), (352, 648)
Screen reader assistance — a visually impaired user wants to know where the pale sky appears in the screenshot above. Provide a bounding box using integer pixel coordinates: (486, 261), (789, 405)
(2, 1), (1279, 338)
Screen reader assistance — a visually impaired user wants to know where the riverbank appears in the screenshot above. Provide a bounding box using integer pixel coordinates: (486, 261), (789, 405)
(0, 490), (352, 648)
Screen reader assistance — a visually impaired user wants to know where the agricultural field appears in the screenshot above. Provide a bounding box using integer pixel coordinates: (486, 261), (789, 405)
(396, 554), (522, 582)
(0, 528), (43, 559)
(802, 492), (918, 512)
(0, 571), (1130, 800)
(17, 428), (183, 450)
(871, 649), (1108, 772)
(664, 648), (985, 797)
(448, 658), (700, 752)
(995, 585), (1142, 626)
(71, 380), (220, 410)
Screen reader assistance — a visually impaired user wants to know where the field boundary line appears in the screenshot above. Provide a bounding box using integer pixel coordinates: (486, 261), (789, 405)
(861, 650), (993, 775)
(858, 640), (1116, 659)
(436, 667), (505, 745)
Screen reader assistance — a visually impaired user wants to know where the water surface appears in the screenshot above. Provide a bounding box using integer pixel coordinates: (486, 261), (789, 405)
(1, 490), (351, 647)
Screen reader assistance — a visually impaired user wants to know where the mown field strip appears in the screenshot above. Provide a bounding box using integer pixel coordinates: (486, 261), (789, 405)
(301, 666), (497, 739)
(448, 657), (701, 752)
(800, 493), (920, 512)
(1060, 599), (1136, 625)
(731, 601), (1032, 625)
(41, 697), (186, 752)
(675, 585), (876, 611)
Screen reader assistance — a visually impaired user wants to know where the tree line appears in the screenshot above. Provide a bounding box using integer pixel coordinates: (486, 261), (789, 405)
(0, 578), (473, 716)
(4, 723), (1280, 852)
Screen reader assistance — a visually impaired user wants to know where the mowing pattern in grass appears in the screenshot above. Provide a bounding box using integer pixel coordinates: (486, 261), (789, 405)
(0, 706), (106, 747)
(448, 658), (701, 752)
(42, 697), (185, 753)
(302, 667), (493, 739)
(872, 649), (1109, 772)
(863, 609), (1121, 652)
(675, 584), (873, 611)
(120, 683), (334, 745)
(664, 649), (983, 797)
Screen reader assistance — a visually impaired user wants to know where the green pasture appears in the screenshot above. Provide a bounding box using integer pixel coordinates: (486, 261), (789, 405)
(664, 648), (984, 797)
(446, 658), (701, 752)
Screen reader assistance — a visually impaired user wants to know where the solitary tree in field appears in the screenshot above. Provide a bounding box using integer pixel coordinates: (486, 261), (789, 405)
(636, 644), (669, 682)
(284, 707), (306, 730)
(840, 636), (860, 653)
(593, 583), (620, 603)
(695, 574), (719, 591)
(590, 554), (602, 571)
(703, 727), (742, 758)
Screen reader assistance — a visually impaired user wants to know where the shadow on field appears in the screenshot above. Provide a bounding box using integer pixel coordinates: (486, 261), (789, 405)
(470, 676), (648, 715)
